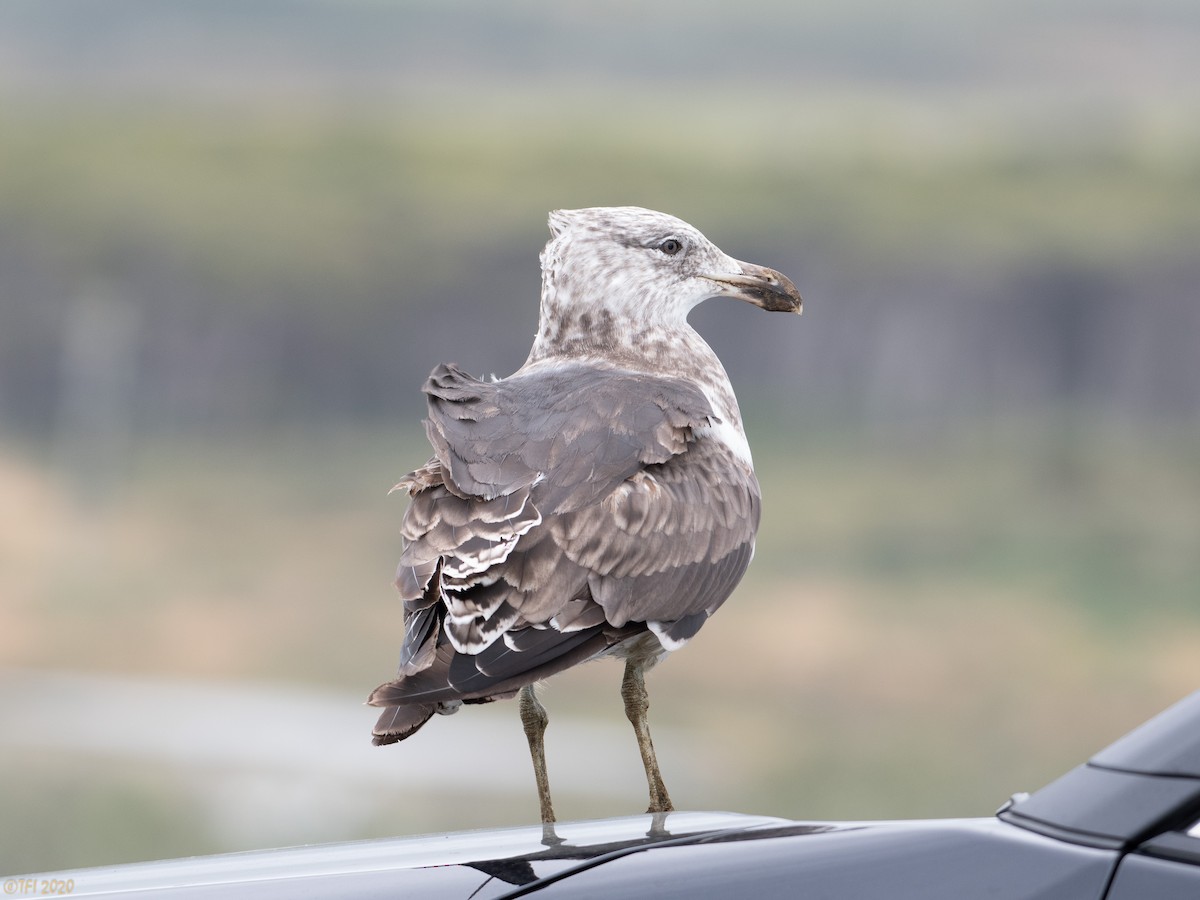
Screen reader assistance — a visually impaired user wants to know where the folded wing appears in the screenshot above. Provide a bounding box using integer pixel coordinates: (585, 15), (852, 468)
(370, 361), (761, 742)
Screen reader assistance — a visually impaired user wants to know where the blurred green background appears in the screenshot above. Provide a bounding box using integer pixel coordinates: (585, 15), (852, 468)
(2, 0), (1199, 876)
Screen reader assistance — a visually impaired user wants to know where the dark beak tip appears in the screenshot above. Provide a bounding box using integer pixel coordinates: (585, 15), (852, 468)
(765, 284), (803, 314)
(706, 267), (803, 315)
(758, 269), (803, 315)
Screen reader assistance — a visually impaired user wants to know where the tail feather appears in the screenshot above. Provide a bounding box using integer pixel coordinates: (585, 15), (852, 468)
(371, 703), (436, 745)
(369, 621), (649, 746)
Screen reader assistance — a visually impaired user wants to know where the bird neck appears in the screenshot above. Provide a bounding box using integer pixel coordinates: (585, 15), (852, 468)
(522, 299), (745, 436)
(528, 265), (682, 355)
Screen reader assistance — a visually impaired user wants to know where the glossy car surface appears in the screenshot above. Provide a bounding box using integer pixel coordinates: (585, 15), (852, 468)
(16, 690), (1200, 899)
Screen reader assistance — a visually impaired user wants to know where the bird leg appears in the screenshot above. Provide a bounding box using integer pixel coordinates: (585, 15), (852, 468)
(621, 657), (674, 814)
(519, 684), (556, 824)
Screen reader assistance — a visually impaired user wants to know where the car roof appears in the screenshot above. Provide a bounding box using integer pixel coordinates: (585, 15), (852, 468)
(21, 812), (791, 898)
(23, 813), (1118, 900)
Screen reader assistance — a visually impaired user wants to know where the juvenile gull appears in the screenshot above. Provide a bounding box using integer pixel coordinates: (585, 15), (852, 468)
(369, 206), (802, 823)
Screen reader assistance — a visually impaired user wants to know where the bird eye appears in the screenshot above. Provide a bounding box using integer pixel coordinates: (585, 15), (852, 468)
(658, 238), (683, 256)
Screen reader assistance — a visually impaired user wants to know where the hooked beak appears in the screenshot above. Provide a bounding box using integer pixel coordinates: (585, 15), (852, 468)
(703, 260), (804, 314)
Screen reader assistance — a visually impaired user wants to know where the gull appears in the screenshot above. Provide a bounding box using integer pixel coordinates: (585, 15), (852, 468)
(369, 206), (802, 823)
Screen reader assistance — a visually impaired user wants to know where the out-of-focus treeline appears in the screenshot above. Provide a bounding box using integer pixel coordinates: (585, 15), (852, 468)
(1, 0), (1198, 440)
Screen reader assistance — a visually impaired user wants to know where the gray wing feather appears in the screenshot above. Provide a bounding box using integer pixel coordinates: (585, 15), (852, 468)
(424, 362), (707, 508)
(560, 438), (761, 625)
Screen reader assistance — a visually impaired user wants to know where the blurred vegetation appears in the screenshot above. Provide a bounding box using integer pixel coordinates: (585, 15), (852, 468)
(2, 0), (1199, 878)
(2, 97), (1199, 431)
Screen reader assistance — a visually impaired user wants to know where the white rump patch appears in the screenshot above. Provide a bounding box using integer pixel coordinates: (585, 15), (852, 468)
(647, 620), (692, 653)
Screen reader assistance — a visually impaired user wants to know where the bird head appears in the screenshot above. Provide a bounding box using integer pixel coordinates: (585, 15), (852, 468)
(541, 207), (803, 324)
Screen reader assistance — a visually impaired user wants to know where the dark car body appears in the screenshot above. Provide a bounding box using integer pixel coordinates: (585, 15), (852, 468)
(15, 690), (1200, 899)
